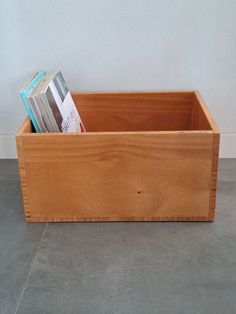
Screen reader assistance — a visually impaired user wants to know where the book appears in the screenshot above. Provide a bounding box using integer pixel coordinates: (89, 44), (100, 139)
(19, 71), (47, 132)
(28, 96), (48, 132)
(28, 71), (85, 133)
(28, 74), (55, 132)
(44, 71), (84, 132)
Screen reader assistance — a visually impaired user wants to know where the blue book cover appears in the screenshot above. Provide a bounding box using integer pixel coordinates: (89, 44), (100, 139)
(20, 70), (47, 132)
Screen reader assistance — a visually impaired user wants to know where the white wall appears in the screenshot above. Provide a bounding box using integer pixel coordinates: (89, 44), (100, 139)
(1, 0), (236, 158)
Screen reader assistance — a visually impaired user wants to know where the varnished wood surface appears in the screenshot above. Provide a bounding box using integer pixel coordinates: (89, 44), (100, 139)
(17, 118), (33, 134)
(194, 91), (220, 132)
(192, 92), (220, 220)
(73, 92), (194, 132)
(17, 131), (214, 222)
(16, 91), (220, 222)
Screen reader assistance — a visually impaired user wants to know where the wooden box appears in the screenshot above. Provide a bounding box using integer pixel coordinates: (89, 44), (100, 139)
(16, 91), (220, 222)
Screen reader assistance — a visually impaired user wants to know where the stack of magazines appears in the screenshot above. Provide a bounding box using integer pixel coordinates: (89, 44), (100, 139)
(20, 70), (85, 133)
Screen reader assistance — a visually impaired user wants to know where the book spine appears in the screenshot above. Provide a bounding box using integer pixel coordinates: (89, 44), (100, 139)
(28, 96), (48, 132)
(20, 92), (40, 132)
(19, 70), (47, 132)
(41, 94), (60, 132)
(36, 95), (55, 132)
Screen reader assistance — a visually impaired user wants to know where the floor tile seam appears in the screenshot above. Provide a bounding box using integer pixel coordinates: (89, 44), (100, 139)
(14, 222), (48, 314)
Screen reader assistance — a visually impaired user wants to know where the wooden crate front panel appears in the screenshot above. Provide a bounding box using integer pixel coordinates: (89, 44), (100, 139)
(17, 131), (214, 222)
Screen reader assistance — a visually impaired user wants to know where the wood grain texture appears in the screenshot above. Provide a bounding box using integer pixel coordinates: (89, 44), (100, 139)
(191, 99), (211, 130)
(192, 92), (220, 220)
(19, 131), (213, 222)
(16, 91), (220, 222)
(194, 91), (220, 132)
(25, 216), (212, 222)
(17, 118), (33, 134)
(16, 135), (31, 221)
(73, 92), (194, 132)
(208, 132), (220, 220)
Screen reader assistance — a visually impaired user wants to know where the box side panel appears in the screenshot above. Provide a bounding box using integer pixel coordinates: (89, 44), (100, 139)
(16, 135), (31, 221)
(208, 132), (220, 220)
(191, 95), (212, 130)
(16, 118), (33, 135)
(192, 92), (220, 132)
(73, 92), (194, 132)
(191, 92), (220, 220)
(20, 132), (214, 222)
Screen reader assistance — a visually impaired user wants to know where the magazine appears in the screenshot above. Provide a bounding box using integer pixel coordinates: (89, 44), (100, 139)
(23, 70), (85, 133)
(19, 71), (47, 132)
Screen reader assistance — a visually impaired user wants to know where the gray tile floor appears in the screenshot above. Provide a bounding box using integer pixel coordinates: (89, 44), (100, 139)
(0, 159), (235, 314)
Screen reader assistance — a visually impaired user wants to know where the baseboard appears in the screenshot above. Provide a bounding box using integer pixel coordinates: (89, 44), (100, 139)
(219, 134), (236, 158)
(0, 135), (17, 159)
(0, 133), (235, 159)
